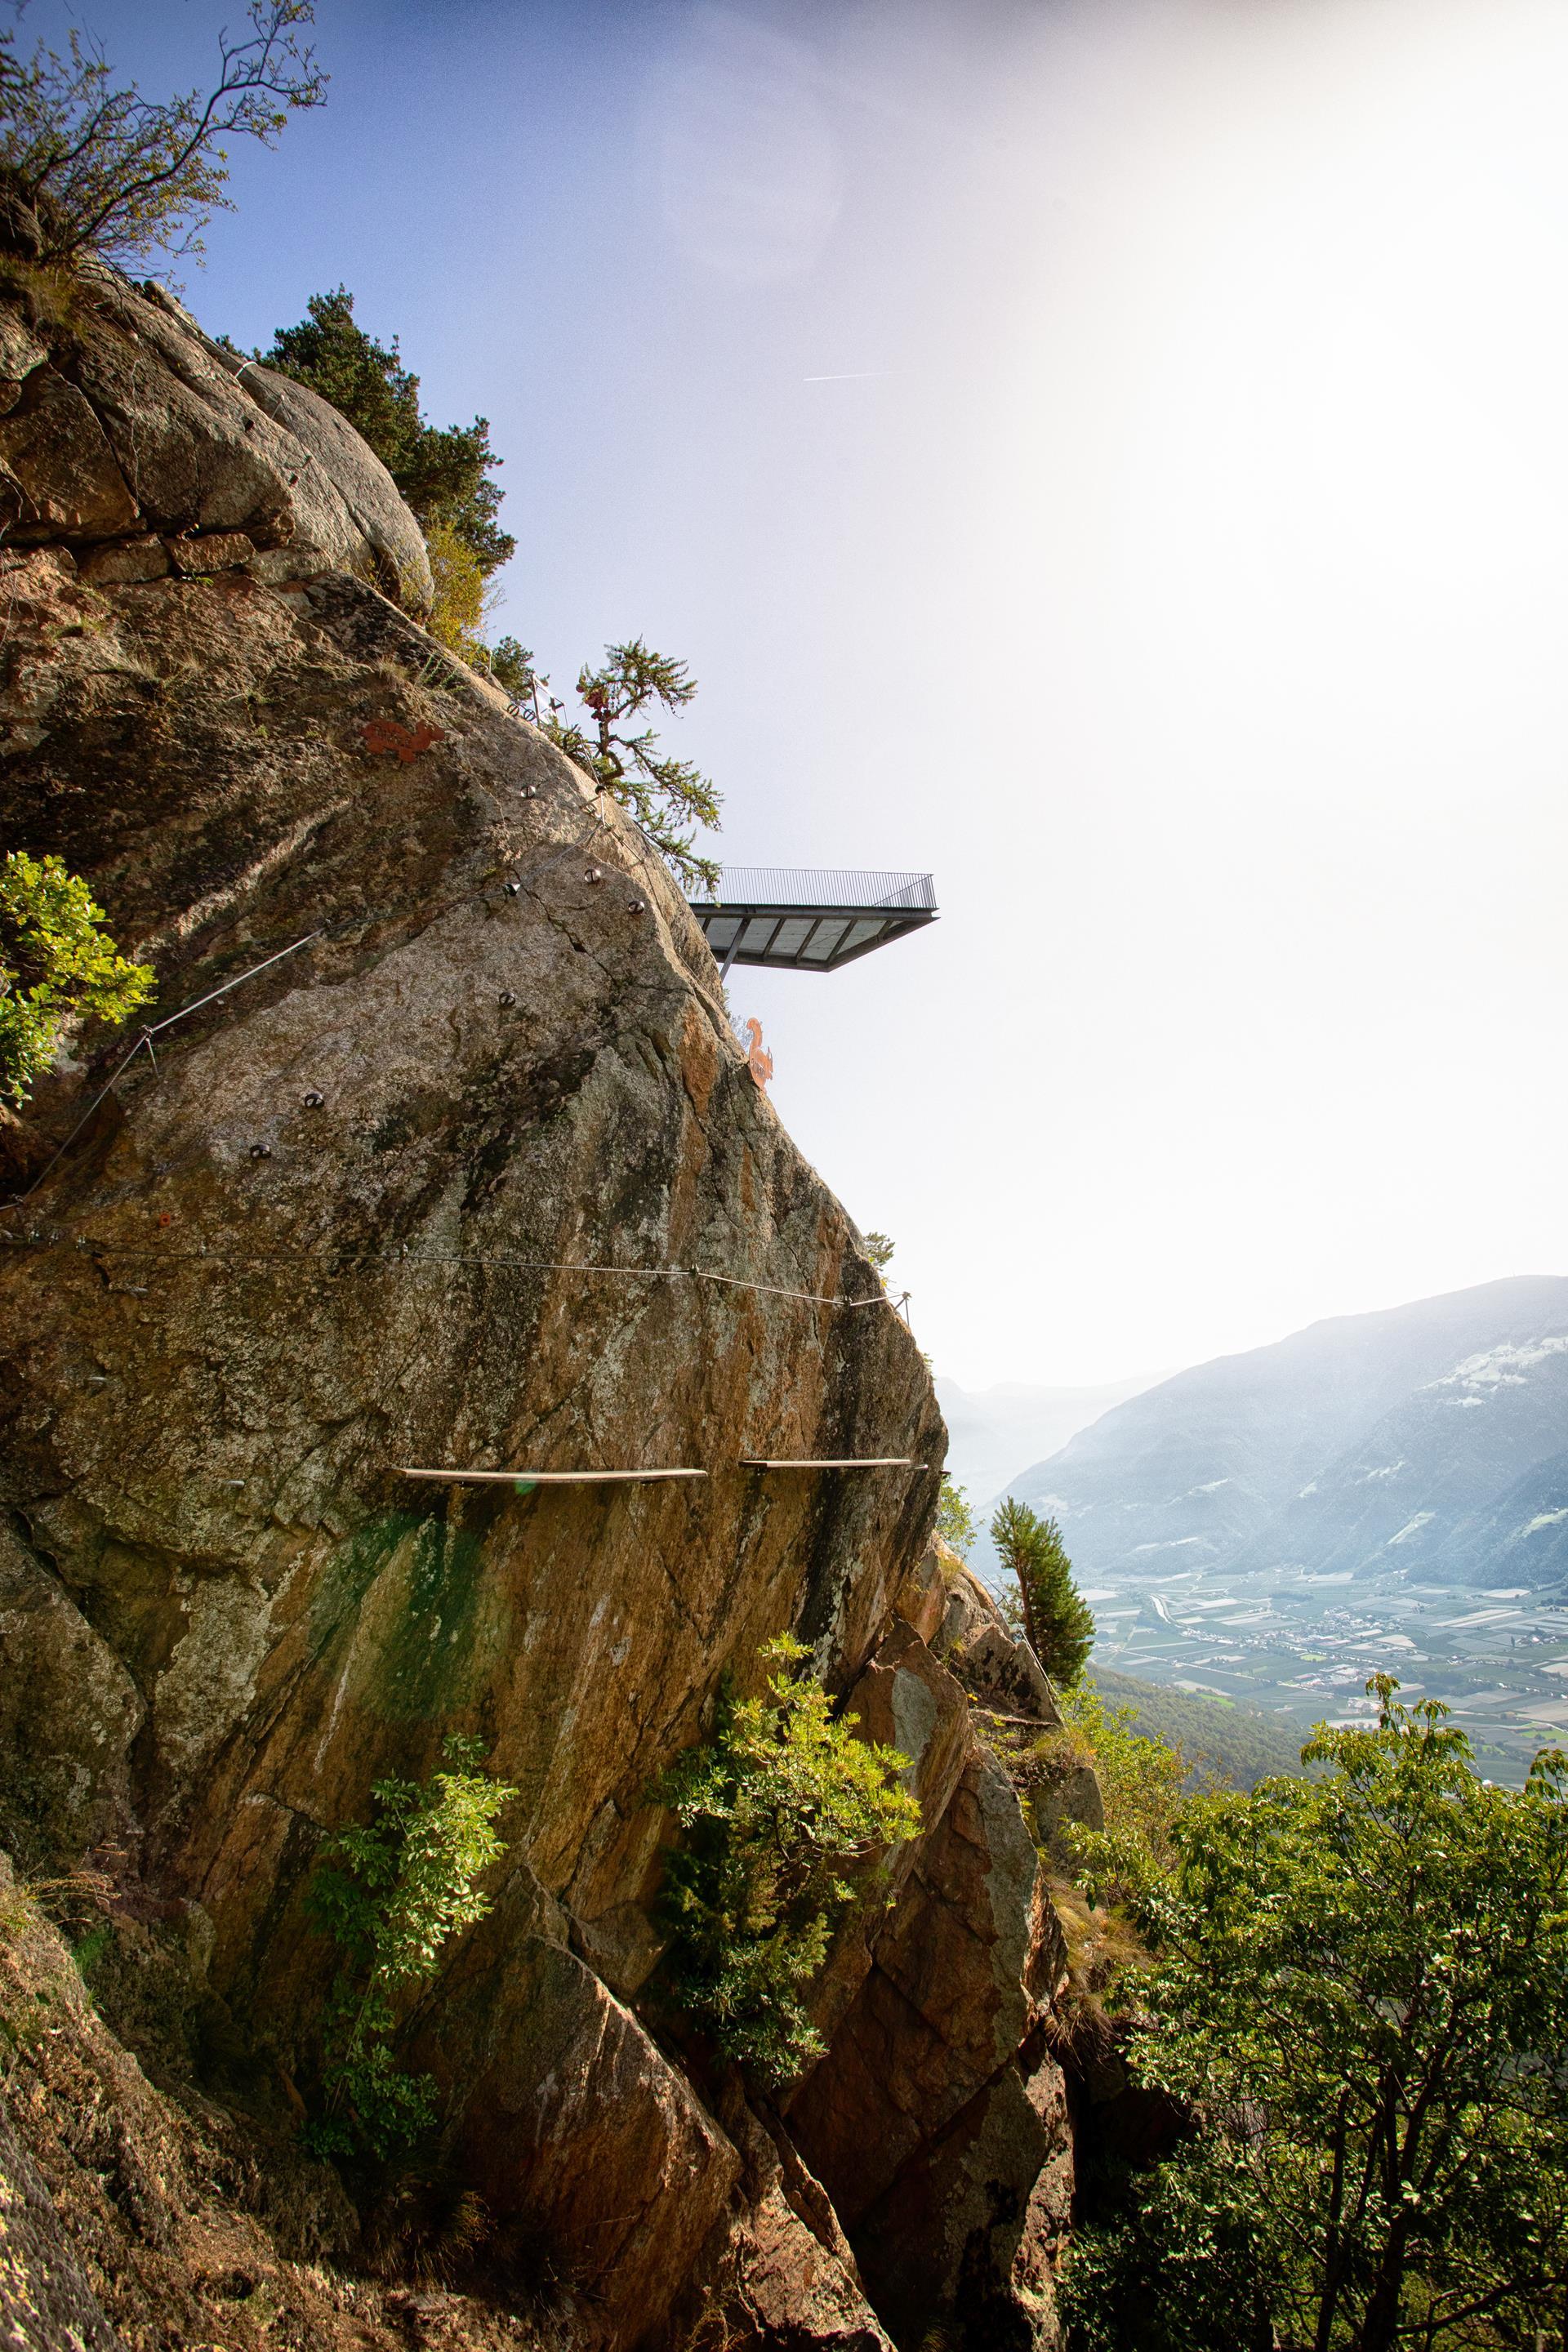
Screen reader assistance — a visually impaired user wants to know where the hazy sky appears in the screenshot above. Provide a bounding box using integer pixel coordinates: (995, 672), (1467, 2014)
(45, 0), (1568, 1384)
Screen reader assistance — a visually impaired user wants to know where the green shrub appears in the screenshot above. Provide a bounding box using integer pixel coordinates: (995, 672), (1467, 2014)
(1059, 2137), (1280, 2352)
(0, 850), (154, 1105)
(305, 1735), (515, 2161)
(935, 1474), (978, 1559)
(422, 521), (532, 698)
(990, 1496), (1094, 1686)
(657, 1635), (922, 2087)
(862, 1231), (897, 1286)
(1051, 1682), (1209, 1907)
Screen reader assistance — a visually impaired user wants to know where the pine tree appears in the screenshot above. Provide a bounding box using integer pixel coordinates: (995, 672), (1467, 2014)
(258, 289), (514, 574)
(543, 639), (721, 893)
(989, 1497), (1094, 1686)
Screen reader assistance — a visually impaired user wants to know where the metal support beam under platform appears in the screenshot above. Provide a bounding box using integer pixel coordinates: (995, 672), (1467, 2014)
(687, 866), (938, 973)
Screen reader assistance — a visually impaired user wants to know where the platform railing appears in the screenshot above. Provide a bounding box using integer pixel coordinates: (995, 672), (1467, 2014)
(688, 867), (936, 911)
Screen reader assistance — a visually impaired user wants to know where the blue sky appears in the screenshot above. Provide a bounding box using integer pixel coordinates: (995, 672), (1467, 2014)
(33, 0), (1568, 1384)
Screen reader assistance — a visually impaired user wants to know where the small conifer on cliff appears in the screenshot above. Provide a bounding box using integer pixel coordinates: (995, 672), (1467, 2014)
(990, 1496), (1094, 1686)
(258, 287), (514, 577)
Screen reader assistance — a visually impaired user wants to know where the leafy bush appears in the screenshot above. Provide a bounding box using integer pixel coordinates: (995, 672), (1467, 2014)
(862, 1230), (897, 1286)
(421, 520), (532, 696)
(424, 519), (484, 651)
(1060, 1680), (1568, 2352)
(0, 850), (154, 1104)
(0, 2), (324, 270)
(305, 1736), (515, 2161)
(990, 1496), (1094, 1686)
(1049, 1682), (1207, 1912)
(1060, 2136), (1281, 2352)
(935, 1473), (978, 1560)
(657, 1635), (921, 2087)
(258, 288), (514, 577)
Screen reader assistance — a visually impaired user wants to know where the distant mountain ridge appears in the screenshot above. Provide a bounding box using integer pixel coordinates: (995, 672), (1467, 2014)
(1008, 1277), (1568, 1592)
(934, 1372), (1160, 1509)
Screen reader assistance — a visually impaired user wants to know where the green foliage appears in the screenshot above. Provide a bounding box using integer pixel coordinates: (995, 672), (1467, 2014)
(69, 1921), (113, 1982)
(935, 1474), (978, 1561)
(420, 525), (537, 702)
(1088, 1667), (1312, 1793)
(258, 288), (514, 576)
(305, 1735), (515, 2162)
(423, 519), (485, 657)
(0, 2), (324, 270)
(1061, 2138), (1281, 2352)
(990, 1496), (1094, 1687)
(543, 639), (721, 893)
(1061, 1679), (1568, 2352)
(0, 850), (154, 1104)
(479, 635), (534, 700)
(863, 1231), (896, 1284)
(1052, 1682), (1207, 1908)
(657, 1635), (922, 2087)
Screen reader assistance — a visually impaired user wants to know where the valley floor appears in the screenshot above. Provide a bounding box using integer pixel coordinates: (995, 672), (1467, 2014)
(1085, 1561), (1568, 1783)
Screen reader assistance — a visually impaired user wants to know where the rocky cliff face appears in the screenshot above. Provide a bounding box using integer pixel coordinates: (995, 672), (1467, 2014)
(0, 252), (1080, 2352)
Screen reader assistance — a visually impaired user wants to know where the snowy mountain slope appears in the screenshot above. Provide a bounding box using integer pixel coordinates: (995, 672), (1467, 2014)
(1007, 1277), (1568, 1590)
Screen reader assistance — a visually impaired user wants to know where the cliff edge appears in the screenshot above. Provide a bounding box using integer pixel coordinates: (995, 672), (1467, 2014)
(0, 249), (1079, 2352)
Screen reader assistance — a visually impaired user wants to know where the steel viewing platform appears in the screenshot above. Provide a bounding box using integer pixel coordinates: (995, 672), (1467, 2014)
(687, 866), (938, 974)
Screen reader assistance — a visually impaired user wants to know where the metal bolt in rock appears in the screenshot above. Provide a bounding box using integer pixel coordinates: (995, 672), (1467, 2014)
(302, 1089), (325, 1108)
(498, 991), (516, 1008)
(250, 1143), (272, 1159)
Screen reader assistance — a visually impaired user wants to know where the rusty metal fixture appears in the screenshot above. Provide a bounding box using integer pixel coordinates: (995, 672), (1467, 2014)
(742, 1018), (774, 1091)
(361, 717), (445, 763)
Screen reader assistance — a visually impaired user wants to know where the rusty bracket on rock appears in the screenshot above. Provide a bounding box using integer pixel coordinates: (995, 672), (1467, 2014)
(361, 717), (445, 762)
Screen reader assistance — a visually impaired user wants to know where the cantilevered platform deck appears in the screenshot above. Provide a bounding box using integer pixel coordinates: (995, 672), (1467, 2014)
(688, 867), (938, 973)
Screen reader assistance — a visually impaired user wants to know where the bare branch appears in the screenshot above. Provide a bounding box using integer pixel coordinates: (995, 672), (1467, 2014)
(0, 2), (326, 270)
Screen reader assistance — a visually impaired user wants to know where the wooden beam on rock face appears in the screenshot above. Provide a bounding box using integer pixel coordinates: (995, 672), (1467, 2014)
(737, 1457), (915, 1471)
(394, 1467), (708, 1485)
